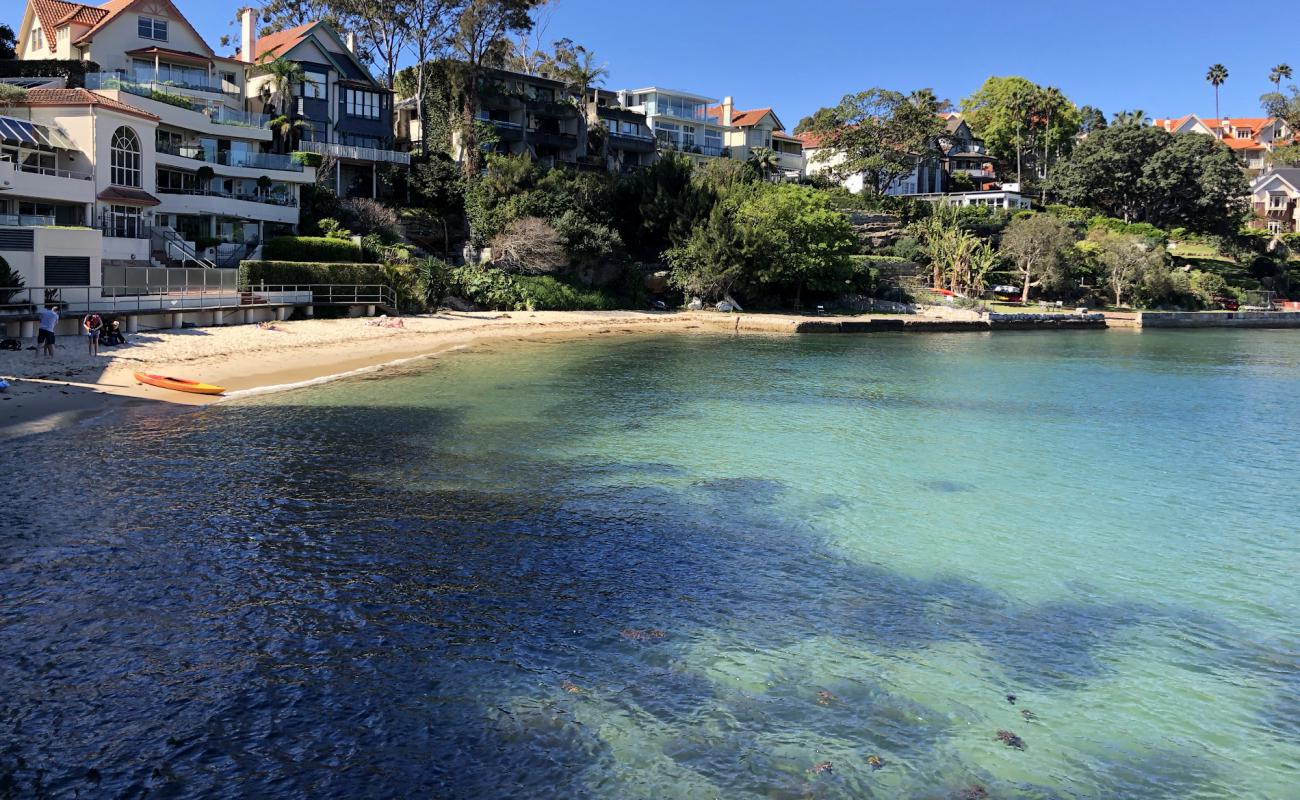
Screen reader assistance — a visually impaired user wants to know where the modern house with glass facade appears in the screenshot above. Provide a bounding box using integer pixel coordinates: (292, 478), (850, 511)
(619, 87), (728, 165)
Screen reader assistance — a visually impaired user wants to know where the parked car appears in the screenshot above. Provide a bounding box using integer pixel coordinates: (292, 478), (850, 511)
(1213, 296), (1239, 311)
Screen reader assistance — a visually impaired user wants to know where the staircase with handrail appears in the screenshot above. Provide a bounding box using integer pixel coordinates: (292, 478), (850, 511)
(151, 227), (217, 269)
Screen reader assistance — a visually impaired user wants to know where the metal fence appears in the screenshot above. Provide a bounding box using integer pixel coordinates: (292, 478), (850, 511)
(0, 283), (394, 317)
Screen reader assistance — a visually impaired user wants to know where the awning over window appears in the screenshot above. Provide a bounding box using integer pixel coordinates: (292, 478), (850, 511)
(97, 187), (161, 206)
(0, 115), (78, 150)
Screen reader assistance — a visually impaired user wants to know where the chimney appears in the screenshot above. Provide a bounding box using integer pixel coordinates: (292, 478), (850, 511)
(240, 8), (256, 63)
(721, 96), (733, 127)
(346, 32), (356, 53)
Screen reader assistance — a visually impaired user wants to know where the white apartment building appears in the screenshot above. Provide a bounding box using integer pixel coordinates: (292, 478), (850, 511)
(6, 0), (319, 286)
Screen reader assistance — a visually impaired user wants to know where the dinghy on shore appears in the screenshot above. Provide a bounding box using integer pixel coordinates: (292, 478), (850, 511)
(134, 373), (226, 396)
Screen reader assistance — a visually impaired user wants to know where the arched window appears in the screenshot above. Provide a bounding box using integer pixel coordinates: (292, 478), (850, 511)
(110, 127), (141, 187)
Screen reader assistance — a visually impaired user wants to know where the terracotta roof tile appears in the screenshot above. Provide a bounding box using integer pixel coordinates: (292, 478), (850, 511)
(21, 87), (160, 121)
(253, 22), (317, 60)
(796, 131), (827, 148)
(30, 0), (106, 48)
(705, 105), (776, 127)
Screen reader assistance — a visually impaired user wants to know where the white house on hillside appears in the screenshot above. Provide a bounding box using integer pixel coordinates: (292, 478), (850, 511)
(1250, 168), (1300, 233)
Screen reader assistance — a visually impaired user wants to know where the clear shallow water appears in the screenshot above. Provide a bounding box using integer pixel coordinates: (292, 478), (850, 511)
(2, 330), (1298, 799)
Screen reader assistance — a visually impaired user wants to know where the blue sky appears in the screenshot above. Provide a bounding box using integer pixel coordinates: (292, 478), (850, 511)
(175, 0), (1291, 126)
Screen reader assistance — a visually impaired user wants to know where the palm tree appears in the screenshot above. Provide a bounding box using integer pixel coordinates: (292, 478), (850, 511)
(1038, 86), (1066, 202)
(1112, 109), (1148, 127)
(269, 115), (308, 154)
(1270, 64), (1293, 92)
(558, 46), (609, 94)
(258, 54), (306, 116)
(1206, 64), (1229, 136)
(748, 146), (779, 179)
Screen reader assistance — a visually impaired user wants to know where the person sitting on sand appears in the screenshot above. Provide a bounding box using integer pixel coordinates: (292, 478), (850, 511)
(36, 304), (59, 359)
(256, 321), (288, 332)
(83, 313), (103, 356)
(102, 320), (126, 347)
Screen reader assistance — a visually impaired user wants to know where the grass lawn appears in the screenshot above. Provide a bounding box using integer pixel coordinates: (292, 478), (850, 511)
(1169, 242), (1223, 259)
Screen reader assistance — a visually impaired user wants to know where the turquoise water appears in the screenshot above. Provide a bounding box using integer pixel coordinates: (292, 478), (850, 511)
(2, 330), (1298, 798)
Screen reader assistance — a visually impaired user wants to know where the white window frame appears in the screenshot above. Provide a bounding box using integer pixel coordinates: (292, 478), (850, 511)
(110, 127), (142, 188)
(345, 89), (381, 120)
(301, 72), (326, 100)
(109, 205), (143, 238)
(138, 16), (168, 42)
(30, 28), (43, 51)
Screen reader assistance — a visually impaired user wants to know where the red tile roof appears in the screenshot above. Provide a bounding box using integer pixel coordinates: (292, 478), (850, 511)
(1223, 137), (1264, 151)
(253, 21), (317, 60)
(796, 131), (827, 148)
(72, 0), (135, 44)
(705, 105), (777, 128)
(21, 88), (160, 121)
(30, 0), (106, 49)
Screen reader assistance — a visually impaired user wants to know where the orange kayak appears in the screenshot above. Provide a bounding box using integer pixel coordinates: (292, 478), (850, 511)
(134, 372), (226, 395)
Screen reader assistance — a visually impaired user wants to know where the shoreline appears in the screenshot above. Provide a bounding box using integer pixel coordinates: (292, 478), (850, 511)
(0, 306), (1127, 438)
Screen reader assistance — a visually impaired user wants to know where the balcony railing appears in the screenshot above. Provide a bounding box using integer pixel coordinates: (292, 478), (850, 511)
(0, 159), (93, 181)
(295, 139), (411, 165)
(155, 143), (304, 172)
(659, 140), (725, 157)
(132, 73), (240, 97)
(155, 186), (298, 207)
(87, 73), (268, 129)
(609, 128), (656, 141)
(0, 213), (57, 227)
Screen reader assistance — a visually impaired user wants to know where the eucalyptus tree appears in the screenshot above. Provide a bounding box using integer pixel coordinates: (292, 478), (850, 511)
(450, 0), (541, 178)
(809, 87), (945, 195)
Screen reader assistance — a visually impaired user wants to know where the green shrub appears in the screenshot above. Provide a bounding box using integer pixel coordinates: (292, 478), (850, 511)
(317, 219), (354, 240)
(291, 151), (324, 168)
(1045, 204), (1092, 223)
(149, 88), (194, 109)
(1087, 215), (1169, 245)
(262, 236), (363, 262)
(0, 59), (99, 87)
(450, 266), (619, 311)
(239, 261), (386, 287)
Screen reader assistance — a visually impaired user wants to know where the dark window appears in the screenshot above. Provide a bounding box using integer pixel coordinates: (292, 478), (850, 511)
(45, 256), (91, 286)
(138, 16), (167, 41)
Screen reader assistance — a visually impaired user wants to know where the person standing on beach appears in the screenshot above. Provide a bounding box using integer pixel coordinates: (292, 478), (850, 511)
(36, 304), (59, 358)
(83, 312), (103, 356)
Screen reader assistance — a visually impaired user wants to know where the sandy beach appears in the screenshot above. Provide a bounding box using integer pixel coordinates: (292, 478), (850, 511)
(5, 309), (938, 438)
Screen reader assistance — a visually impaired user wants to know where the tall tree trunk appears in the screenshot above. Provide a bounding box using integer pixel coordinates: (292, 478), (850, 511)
(461, 68), (480, 180)
(416, 52), (428, 157)
(1041, 110), (1051, 204)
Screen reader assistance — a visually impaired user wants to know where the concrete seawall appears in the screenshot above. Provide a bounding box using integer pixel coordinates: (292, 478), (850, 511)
(787, 314), (1107, 334)
(1137, 311), (1300, 329)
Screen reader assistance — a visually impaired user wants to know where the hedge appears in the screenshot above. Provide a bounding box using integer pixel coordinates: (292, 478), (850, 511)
(262, 236), (364, 262)
(0, 59), (99, 88)
(239, 261), (386, 287)
(291, 151), (324, 168)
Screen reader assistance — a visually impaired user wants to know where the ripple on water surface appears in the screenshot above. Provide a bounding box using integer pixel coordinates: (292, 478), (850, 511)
(1, 330), (1298, 798)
